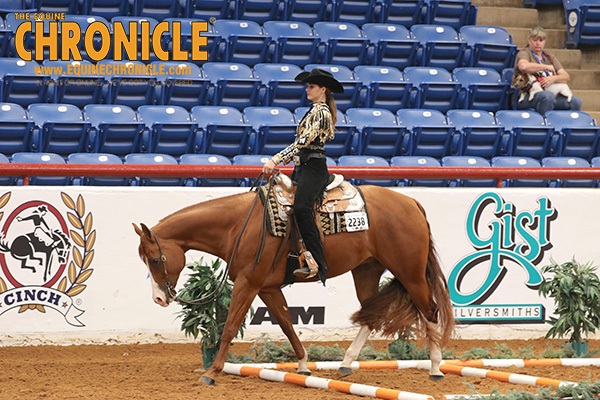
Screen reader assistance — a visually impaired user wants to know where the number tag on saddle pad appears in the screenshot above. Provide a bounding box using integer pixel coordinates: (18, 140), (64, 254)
(345, 212), (369, 232)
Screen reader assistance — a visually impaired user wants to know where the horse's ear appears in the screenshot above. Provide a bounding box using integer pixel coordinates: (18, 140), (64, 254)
(140, 223), (153, 239)
(133, 223), (143, 237)
(132, 223), (152, 239)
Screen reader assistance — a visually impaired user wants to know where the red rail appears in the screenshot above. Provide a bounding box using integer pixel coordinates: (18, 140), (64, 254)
(4, 164), (600, 188)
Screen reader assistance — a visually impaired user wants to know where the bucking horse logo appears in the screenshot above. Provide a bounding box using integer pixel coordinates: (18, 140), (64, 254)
(0, 205), (71, 282)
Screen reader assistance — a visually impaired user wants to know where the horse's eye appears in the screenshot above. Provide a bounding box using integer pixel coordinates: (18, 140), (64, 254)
(150, 258), (160, 265)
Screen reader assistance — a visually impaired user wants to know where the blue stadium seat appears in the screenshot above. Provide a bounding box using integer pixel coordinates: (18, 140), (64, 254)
(0, 102), (37, 155)
(313, 22), (370, 67)
(68, 153), (129, 186)
(180, 154), (237, 187)
(396, 108), (457, 158)
(124, 153), (181, 186)
(391, 156), (444, 187)
(190, 105), (253, 157)
(425, 0), (477, 29)
(411, 24), (466, 69)
(111, 17), (164, 61)
(523, 0), (562, 7)
(338, 155), (394, 186)
(137, 105), (202, 156)
(232, 154), (272, 186)
(491, 156), (544, 187)
(362, 23), (418, 69)
(202, 62), (261, 110)
(381, 0), (426, 27)
(0, 58), (52, 107)
(346, 108), (404, 159)
(294, 106), (358, 158)
(237, 0), (288, 23)
(164, 18), (221, 64)
(83, 104), (147, 157)
(253, 63), (307, 109)
(495, 110), (555, 160)
(150, 61), (210, 110)
(27, 104), (92, 157)
(545, 110), (600, 161)
(354, 66), (411, 111)
(565, 0), (600, 48)
(459, 26), (517, 72)
(82, 0), (130, 19)
(541, 156), (594, 188)
(187, 0), (237, 20)
(243, 106), (296, 155)
(287, 0), (335, 25)
(29, 0), (79, 13)
(453, 67), (510, 112)
(0, 16), (12, 57)
(262, 21), (320, 67)
(446, 109), (505, 159)
(12, 152), (69, 186)
(501, 67), (514, 83)
(212, 19), (271, 66)
(98, 60), (159, 108)
(0, 153), (11, 185)
(441, 155), (495, 187)
(336, 0), (382, 26)
(42, 60), (107, 107)
(133, 0), (183, 20)
(403, 67), (460, 113)
(304, 64), (361, 112)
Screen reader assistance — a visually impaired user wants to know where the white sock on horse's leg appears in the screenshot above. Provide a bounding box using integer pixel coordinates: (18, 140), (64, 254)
(297, 346), (309, 374)
(426, 321), (443, 380)
(339, 325), (371, 375)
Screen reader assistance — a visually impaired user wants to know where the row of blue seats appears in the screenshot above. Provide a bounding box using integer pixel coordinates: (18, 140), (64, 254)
(4, 0), (476, 28)
(0, 15), (513, 71)
(1, 152), (598, 188)
(1, 102), (599, 162)
(0, 58), (517, 113)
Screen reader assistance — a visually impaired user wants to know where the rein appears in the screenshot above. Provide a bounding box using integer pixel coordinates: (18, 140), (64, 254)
(152, 172), (276, 306)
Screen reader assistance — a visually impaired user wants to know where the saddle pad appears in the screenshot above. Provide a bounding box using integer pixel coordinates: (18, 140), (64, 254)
(258, 184), (369, 238)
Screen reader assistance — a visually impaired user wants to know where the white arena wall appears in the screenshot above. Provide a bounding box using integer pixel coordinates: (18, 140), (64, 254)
(1, 185), (599, 346)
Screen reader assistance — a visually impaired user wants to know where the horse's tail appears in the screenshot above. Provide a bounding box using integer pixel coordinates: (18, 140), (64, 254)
(351, 201), (454, 347)
(0, 235), (10, 253)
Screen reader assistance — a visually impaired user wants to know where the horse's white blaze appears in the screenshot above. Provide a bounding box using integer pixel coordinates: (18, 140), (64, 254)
(149, 272), (169, 307)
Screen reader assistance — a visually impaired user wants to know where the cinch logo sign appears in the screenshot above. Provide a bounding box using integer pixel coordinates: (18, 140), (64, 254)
(0, 192), (96, 327)
(448, 192), (557, 324)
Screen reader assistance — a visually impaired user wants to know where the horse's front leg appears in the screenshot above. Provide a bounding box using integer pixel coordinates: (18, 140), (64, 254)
(259, 288), (310, 375)
(200, 277), (260, 386)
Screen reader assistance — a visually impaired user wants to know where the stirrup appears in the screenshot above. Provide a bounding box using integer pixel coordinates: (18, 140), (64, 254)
(293, 251), (318, 279)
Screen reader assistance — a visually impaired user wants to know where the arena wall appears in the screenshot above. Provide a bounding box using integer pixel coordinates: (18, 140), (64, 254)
(0, 186), (599, 345)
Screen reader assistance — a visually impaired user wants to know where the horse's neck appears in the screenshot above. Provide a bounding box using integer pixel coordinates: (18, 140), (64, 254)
(155, 193), (252, 260)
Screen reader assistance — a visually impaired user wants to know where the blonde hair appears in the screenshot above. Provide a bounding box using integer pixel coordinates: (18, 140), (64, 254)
(325, 88), (337, 127)
(528, 26), (547, 40)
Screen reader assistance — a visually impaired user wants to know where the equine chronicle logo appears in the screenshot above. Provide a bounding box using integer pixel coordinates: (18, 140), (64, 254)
(448, 192), (557, 324)
(0, 192), (95, 327)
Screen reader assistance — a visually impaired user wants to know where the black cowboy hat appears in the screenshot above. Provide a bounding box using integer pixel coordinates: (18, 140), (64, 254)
(294, 68), (344, 94)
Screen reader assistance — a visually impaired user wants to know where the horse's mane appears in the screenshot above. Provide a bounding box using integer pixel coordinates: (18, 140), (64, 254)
(156, 191), (253, 227)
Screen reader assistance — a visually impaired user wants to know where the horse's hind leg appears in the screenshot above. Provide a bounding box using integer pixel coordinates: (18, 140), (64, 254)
(339, 258), (385, 376)
(259, 288), (310, 375)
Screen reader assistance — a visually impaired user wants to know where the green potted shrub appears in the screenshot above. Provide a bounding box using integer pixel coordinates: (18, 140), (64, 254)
(538, 258), (600, 356)
(177, 258), (250, 369)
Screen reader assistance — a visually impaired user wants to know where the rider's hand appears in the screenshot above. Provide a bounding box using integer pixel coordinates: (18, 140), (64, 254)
(262, 159), (276, 176)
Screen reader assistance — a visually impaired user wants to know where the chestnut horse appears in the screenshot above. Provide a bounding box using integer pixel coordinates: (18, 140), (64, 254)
(133, 185), (454, 386)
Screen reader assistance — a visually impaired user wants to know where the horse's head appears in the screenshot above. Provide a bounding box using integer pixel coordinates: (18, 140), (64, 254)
(133, 223), (186, 307)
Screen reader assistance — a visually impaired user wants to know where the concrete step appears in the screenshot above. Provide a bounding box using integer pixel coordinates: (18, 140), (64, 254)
(568, 70), (600, 90)
(581, 46), (600, 70)
(537, 4), (566, 29)
(477, 6), (538, 28)
(585, 111), (600, 123)
(546, 49), (582, 70)
(506, 27), (565, 49)
(573, 90), (600, 112)
(471, 0), (523, 7)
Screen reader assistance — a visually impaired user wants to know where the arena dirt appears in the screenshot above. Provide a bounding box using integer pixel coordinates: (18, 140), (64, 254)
(1, 338), (599, 400)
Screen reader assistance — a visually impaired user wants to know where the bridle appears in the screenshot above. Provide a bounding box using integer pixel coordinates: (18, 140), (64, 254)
(149, 230), (178, 300)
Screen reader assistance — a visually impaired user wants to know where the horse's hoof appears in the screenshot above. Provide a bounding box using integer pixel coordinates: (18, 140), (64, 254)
(429, 374), (444, 381)
(297, 370), (311, 376)
(200, 376), (215, 386)
(338, 367), (353, 376)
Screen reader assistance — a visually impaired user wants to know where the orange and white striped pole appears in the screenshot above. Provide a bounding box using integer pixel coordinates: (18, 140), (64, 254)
(438, 364), (575, 388)
(222, 363), (434, 400)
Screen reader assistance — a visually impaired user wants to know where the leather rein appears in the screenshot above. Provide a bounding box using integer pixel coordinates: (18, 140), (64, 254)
(150, 172), (277, 306)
